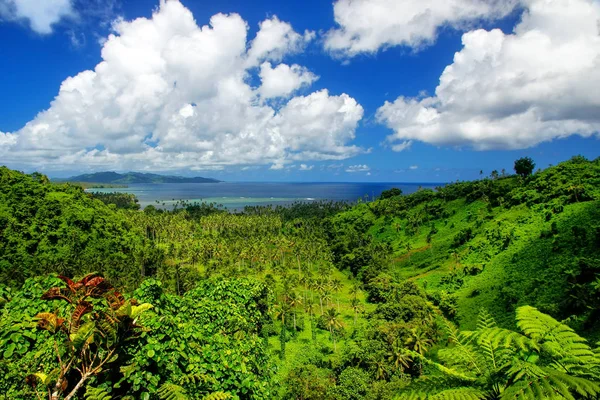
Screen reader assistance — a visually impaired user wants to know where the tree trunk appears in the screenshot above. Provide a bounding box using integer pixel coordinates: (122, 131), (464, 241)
(63, 373), (90, 400)
(319, 297), (323, 315)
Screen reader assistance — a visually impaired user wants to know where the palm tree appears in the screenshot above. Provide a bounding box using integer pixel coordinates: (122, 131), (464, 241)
(387, 340), (412, 373)
(350, 298), (364, 327)
(405, 327), (432, 356)
(329, 278), (342, 311)
(287, 291), (302, 331)
(323, 308), (344, 352)
(304, 301), (317, 343)
(349, 283), (361, 301)
(322, 289), (333, 309)
(274, 302), (291, 360)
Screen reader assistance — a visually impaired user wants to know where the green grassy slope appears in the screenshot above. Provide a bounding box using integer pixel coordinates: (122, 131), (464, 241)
(353, 157), (600, 337)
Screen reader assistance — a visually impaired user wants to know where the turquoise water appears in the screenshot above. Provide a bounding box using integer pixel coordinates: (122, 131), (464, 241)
(87, 182), (443, 210)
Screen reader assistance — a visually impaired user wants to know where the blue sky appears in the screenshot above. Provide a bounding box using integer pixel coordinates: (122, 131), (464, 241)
(0, 0), (598, 182)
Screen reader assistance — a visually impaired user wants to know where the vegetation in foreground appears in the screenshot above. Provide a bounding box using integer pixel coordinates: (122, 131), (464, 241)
(0, 156), (599, 399)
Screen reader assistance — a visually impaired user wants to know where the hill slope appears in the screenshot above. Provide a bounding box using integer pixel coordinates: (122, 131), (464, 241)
(327, 155), (600, 337)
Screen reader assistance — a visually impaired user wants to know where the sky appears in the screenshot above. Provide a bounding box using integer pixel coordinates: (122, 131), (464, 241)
(0, 0), (599, 182)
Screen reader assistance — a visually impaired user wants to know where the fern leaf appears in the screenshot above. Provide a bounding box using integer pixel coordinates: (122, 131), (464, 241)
(180, 373), (217, 386)
(407, 350), (477, 382)
(157, 383), (188, 400)
(444, 321), (483, 374)
(429, 387), (486, 400)
(85, 387), (112, 400)
(203, 392), (233, 400)
(476, 309), (497, 331)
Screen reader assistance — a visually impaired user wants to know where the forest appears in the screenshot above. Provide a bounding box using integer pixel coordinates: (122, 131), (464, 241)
(0, 155), (599, 399)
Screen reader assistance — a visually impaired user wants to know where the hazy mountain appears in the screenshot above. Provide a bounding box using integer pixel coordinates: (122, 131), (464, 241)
(63, 171), (221, 184)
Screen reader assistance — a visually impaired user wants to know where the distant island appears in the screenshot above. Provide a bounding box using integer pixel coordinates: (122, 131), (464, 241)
(60, 171), (221, 184)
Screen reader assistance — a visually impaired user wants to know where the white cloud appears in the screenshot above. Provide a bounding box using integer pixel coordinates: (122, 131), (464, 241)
(391, 140), (412, 152)
(299, 164), (313, 171)
(324, 0), (519, 57)
(258, 62), (318, 99)
(0, 1), (364, 171)
(246, 15), (314, 67)
(0, 0), (74, 34)
(0, 131), (16, 157)
(378, 0), (600, 150)
(346, 164), (370, 173)
(409, 165), (418, 170)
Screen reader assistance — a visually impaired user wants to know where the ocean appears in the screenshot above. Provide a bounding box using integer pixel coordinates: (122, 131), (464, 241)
(87, 182), (444, 210)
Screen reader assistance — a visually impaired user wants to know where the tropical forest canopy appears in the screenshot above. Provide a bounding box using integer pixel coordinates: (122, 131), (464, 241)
(0, 155), (599, 399)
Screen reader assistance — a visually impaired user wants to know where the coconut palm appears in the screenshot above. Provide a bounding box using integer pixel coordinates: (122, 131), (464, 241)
(350, 298), (364, 327)
(323, 308), (344, 351)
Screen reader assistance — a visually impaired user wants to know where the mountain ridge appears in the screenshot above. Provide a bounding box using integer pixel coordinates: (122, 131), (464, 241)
(60, 171), (221, 184)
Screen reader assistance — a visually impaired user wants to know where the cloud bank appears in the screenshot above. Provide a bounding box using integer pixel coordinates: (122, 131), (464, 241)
(377, 0), (600, 150)
(0, 0), (364, 171)
(324, 0), (519, 56)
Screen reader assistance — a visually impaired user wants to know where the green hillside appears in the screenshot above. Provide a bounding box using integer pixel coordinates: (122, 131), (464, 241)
(0, 156), (599, 399)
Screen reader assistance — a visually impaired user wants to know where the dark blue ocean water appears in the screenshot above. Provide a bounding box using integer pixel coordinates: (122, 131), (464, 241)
(88, 182), (444, 210)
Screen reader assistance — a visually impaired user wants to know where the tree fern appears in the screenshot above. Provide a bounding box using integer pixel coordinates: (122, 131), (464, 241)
(397, 307), (600, 400)
(517, 306), (588, 355)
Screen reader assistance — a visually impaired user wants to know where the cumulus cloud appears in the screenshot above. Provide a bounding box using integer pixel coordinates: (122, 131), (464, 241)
(258, 62), (318, 99)
(409, 165), (418, 170)
(0, 0), (364, 171)
(0, 0), (74, 34)
(324, 0), (519, 56)
(346, 164), (370, 173)
(246, 15), (314, 66)
(299, 164), (313, 171)
(378, 0), (600, 150)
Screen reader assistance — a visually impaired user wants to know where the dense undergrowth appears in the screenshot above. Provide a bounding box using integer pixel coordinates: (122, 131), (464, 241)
(0, 156), (599, 399)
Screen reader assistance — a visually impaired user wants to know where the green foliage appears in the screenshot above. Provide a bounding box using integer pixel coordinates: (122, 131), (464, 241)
(1, 157), (599, 399)
(0, 167), (155, 289)
(514, 157), (536, 178)
(380, 188), (403, 200)
(91, 191), (141, 210)
(85, 387), (113, 400)
(158, 383), (188, 400)
(398, 307), (600, 399)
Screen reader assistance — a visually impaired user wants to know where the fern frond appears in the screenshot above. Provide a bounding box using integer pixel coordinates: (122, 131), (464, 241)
(407, 350), (477, 382)
(444, 321), (483, 374)
(430, 387), (486, 400)
(503, 361), (600, 400)
(157, 383), (188, 400)
(476, 309), (497, 331)
(85, 387), (112, 400)
(480, 327), (538, 353)
(397, 386), (485, 400)
(516, 306), (586, 350)
(202, 392), (233, 400)
(180, 373), (217, 386)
